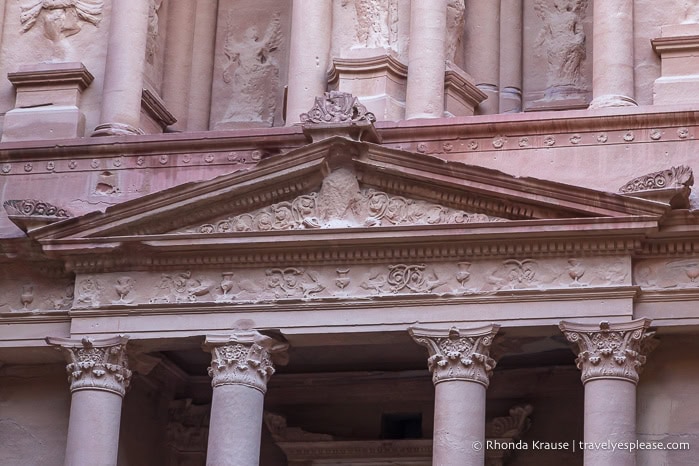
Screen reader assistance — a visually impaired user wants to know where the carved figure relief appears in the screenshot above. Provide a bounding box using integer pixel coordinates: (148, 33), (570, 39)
(190, 168), (507, 233)
(20, 0), (103, 41)
(635, 258), (699, 289)
(47, 283), (75, 310)
(112, 276), (135, 304)
(534, 0), (588, 99)
(146, 0), (163, 65)
(485, 259), (539, 290)
(218, 13), (282, 126)
(75, 277), (102, 308)
(150, 271), (211, 304)
(266, 268), (325, 299)
(446, 0), (465, 63)
(349, 0), (398, 51)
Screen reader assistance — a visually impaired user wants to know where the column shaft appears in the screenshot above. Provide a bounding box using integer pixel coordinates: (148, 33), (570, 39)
(405, 0), (448, 119)
(286, 0), (333, 125)
(64, 390), (123, 466)
(162, 0), (197, 131)
(433, 381), (486, 465)
(589, 0), (636, 108)
(207, 385), (264, 466)
(499, 0), (522, 113)
(187, 0), (218, 131)
(95, 0), (150, 134)
(584, 379), (636, 466)
(464, 0), (500, 114)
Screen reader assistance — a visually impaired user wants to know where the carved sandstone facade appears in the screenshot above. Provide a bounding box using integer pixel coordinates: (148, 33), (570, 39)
(2, 3), (699, 466)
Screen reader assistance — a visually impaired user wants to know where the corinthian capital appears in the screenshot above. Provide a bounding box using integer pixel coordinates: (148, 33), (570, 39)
(46, 335), (132, 397)
(559, 319), (657, 384)
(204, 331), (289, 393)
(409, 324), (501, 387)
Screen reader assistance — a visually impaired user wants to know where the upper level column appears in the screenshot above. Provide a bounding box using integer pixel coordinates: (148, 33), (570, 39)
(405, 0), (448, 119)
(204, 330), (289, 466)
(46, 336), (132, 466)
(286, 0), (333, 126)
(588, 0), (637, 108)
(559, 319), (656, 466)
(410, 324), (501, 466)
(464, 0), (501, 115)
(92, 0), (150, 135)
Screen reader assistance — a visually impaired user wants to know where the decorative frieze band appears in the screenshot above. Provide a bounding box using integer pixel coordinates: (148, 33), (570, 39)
(409, 325), (500, 386)
(46, 335), (132, 397)
(204, 331), (289, 393)
(559, 319), (657, 384)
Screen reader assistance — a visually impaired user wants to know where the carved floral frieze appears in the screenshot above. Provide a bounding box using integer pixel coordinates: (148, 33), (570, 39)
(618, 166), (693, 193)
(67, 257), (632, 308)
(0, 278), (74, 313)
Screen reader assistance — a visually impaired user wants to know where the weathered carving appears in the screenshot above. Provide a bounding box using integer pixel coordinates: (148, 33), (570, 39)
(47, 283), (75, 310)
(446, 0), (466, 62)
(361, 264), (445, 294)
(10, 284), (36, 312)
(216, 272), (236, 302)
(485, 404), (534, 439)
(264, 412), (334, 442)
(301, 91), (376, 125)
(46, 335), (132, 396)
(534, 0), (588, 99)
(266, 267), (325, 299)
(335, 268), (351, 290)
(20, 0), (103, 40)
(619, 166), (694, 193)
(635, 258), (699, 289)
(350, 0), (398, 50)
(559, 319), (656, 384)
(486, 259), (538, 290)
(204, 331), (289, 393)
(191, 168), (506, 233)
(567, 258), (585, 285)
(3, 199), (70, 218)
(150, 271), (211, 304)
(456, 261), (471, 287)
(112, 276), (135, 304)
(146, 0), (163, 64)
(409, 325), (501, 386)
(167, 399), (209, 455)
(75, 277), (102, 308)
(219, 13), (282, 126)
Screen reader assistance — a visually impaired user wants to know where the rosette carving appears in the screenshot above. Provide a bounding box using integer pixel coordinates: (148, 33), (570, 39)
(409, 325), (501, 386)
(46, 336), (131, 397)
(559, 319), (657, 384)
(204, 331), (289, 393)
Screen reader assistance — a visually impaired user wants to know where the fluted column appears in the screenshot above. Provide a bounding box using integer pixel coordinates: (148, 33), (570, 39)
(499, 0), (522, 113)
(464, 0), (501, 115)
(187, 0), (218, 131)
(405, 0), (448, 119)
(204, 331), (289, 466)
(46, 336), (132, 466)
(93, 0), (150, 135)
(588, 0), (637, 108)
(286, 0), (333, 125)
(410, 324), (500, 466)
(559, 319), (656, 466)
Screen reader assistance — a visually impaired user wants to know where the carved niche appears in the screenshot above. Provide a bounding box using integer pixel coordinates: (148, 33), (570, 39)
(20, 0), (103, 41)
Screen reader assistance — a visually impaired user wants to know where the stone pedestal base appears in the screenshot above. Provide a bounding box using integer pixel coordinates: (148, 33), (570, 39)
(2, 62), (93, 142)
(652, 24), (699, 105)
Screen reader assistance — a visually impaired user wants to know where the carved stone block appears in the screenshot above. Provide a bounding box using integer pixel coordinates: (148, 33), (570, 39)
(652, 23), (699, 105)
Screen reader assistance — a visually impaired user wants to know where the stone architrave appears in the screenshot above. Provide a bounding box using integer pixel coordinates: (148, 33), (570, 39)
(559, 319), (656, 466)
(203, 330), (289, 466)
(410, 324), (500, 466)
(46, 335), (132, 466)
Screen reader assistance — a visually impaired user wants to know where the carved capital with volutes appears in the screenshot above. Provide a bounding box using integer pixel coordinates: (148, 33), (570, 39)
(46, 335), (132, 397)
(559, 319), (657, 385)
(204, 331), (289, 393)
(409, 324), (501, 387)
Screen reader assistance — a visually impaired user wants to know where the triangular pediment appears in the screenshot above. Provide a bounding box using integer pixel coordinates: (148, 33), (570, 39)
(30, 137), (669, 243)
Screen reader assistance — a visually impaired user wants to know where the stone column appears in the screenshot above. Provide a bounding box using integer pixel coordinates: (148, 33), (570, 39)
(499, 0), (522, 113)
(46, 336), (132, 466)
(286, 0), (333, 125)
(410, 324), (501, 466)
(187, 0), (218, 131)
(405, 0), (448, 119)
(559, 319), (656, 466)
(204, 331), (289, 466)
(162, 0), (197, 131)
(588, 0), (637, 108)
(464, 0), (501, 115)
(93, 0), (150, 135)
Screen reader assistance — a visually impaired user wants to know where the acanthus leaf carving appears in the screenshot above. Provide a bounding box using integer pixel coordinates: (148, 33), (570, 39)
(204, 331), (289, 393)
(619, 165), (694, 193)
(300, 91), (376, 125)
(409, 325), (501, 386)
(46, 335), (132, 396)
(559, 319), (657, 384)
